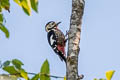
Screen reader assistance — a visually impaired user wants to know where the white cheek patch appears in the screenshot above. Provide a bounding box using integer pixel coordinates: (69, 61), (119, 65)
(57, 50), (59, 52)
(50, 35), (55, 46)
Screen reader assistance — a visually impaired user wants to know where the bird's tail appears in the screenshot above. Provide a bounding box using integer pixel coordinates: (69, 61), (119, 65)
(57, 45), (66, 63)
(58, 52), (66, 63)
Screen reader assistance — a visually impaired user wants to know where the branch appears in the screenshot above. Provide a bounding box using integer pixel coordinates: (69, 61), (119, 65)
(28, 72), (64, 79)
(0, 72), (64, 79)
(66, 0), (85, 80)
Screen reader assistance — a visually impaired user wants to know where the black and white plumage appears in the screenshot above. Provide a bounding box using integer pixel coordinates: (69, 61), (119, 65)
(45, 21), (66, 62)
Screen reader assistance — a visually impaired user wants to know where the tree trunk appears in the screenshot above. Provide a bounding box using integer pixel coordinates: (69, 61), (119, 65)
(66, 0), (85, 80)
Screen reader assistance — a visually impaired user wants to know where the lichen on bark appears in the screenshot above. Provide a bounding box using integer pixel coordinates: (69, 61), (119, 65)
(66, 0), (85, 80)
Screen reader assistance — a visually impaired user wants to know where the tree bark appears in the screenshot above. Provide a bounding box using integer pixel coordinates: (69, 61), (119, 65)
(66, 0), (85, 80)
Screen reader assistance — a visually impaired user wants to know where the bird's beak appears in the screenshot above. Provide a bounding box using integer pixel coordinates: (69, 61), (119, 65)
(56, 22), (61, 26)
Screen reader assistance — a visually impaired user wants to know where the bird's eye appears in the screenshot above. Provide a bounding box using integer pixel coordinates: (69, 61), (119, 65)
(52, 22), (55, 25)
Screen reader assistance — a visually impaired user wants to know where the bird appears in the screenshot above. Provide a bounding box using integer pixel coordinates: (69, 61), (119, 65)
(45, 21), (66, 62)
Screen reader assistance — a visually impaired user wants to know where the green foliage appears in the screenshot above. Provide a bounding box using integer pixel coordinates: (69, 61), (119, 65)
(94, 70), (115, 80)
(0, 23), (9, 38)
(13, 0), (39, 15)
(40, 59), (50, 80)
(3, 66), (19, 74)
(0, 0), (10, 38)
(0, 13), (9, 38)
(0, 6), (2, 12)
(12, 59), (24, 69)
(94, 78), (106, 80)
(31, 74), (39, 80)
(2, 60), (10, 67)
(1, 59), (50, 80)
(106, 70), (115, 80)
(31, 59), (51, 80)
(0, 14), (3, 23)
(21, 0), (31, 16)
(0, 0), (38, 38)
(30, 0), (38, 12)
(64, 76), (66, 80)
(19, 69), (28, 80)
(0, 0), (10, 12)
(2, 59), (28, 79)
(99, 79), (106, 80)
(13, 0), (21, 6)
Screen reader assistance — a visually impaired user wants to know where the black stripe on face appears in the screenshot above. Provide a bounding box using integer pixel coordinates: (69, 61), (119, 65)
(46, 21), (55, 26)
(45, 21), (56, 30)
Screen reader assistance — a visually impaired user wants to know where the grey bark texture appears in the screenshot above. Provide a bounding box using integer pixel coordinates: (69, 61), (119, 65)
(66, 0), (85, 80)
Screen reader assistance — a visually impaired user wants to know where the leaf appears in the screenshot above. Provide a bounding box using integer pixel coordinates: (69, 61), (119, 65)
(0, 13), (3, 23)
(3, 66), (19, 74)
(22, 7), (30, 16)
(40, 59), (50, 80)
(0, 23), (9, 38)
(14, 0), (38, 15)
(64, 76), (66, 80)
(3, 60), (10, 67)
(31, 74), (39, 80)
(21, 0), (31, 15)
(20, 69), (28, 80)
(30, 0), (38, 12)
(106, 70), (115, 80)
(13, 0), (21, 6)
(13, 0), (31, 15)
(12, 59), (24, 70)
(93, 78), (98, 80)
(0, 6), (2, 12)
(0, 0), (10, 12)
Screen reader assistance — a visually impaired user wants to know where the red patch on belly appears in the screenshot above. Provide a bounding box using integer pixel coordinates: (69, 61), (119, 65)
(57, 45), (65, 56)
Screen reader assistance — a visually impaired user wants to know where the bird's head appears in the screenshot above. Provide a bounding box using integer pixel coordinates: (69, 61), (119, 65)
(45, 21), (61, 32)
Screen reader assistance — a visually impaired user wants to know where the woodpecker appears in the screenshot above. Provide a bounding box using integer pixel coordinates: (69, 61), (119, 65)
(45, 21), (66, 62)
